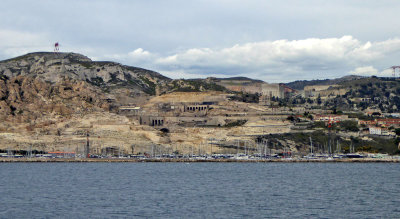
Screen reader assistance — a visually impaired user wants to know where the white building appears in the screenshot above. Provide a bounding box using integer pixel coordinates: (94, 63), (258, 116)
(369, 127), (382, 135)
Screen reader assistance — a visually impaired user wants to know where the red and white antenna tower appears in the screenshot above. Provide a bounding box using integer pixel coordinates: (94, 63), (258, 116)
(54, 42), (60, 53)
(391, 66), (400, 77)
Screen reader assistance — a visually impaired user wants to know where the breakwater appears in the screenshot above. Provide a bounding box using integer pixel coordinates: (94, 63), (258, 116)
(1, 157), (399, 163)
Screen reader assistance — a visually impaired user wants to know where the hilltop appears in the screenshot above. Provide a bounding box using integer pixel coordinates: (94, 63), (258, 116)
(285, 75), (365, 90)
(285, 76), (400, 112)
(0, 52), (170, 95)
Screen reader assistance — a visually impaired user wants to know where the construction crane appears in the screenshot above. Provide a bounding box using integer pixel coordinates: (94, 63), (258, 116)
(390, 66), (400, 77)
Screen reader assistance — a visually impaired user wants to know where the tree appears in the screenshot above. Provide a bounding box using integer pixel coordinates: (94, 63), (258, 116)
(395, 128), (400, 136)
(287, 115), (295, 122)
(317, 95), (322, 105)
(340, 121), (359, 132)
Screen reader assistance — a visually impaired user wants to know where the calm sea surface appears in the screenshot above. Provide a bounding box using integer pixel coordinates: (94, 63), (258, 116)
(0, 163), (399, 218)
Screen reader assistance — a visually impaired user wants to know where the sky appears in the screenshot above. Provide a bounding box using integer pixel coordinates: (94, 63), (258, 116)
(1, 0), (400, 82)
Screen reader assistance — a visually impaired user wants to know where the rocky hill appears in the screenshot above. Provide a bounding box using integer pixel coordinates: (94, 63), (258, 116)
(0, 52), (230, 131)
(0, 52), (229, 98)
(0, 52), (171, 95)
(0, 74), (110, 131)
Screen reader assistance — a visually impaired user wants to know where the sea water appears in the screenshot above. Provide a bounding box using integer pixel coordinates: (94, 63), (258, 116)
(0, 163), (399, 218)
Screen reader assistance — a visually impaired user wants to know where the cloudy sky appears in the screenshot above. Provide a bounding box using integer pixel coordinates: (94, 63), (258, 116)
(1, 0), (400, 82)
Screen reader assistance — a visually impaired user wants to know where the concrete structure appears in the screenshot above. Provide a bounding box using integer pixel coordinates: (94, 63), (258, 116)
(119, 106), (141, 115)
(139, 116), (165, 126)
(184, 104), (209, 112)
(259, 83), (284, 105)
(261, 83), (284, 99)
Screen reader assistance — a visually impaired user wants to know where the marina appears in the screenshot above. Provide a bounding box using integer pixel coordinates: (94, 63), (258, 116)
(1, 156), (399, 163)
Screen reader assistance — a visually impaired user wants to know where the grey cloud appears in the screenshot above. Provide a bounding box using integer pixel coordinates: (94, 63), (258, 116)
(1, 0), (400, 82)
(111, 36), (400, 82)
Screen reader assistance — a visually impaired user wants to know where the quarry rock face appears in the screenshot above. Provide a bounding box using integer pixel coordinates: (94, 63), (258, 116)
(0, 52), (172, 152)
(0, 75), (110, 122)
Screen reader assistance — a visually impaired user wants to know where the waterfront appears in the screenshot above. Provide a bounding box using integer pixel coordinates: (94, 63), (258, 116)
(1, 157), (400, 163)
(1, 163), (399, 218)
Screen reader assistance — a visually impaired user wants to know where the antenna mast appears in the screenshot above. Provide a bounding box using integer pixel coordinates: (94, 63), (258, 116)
(54, 42), (60, 53)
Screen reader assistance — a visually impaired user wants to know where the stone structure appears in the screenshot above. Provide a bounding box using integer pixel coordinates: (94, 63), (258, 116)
(119, 106), (141, 115)
(259, 83), (284, 105)
(139, 116), (165, 126)
(184, 104), (210, 112)
(261, 83), (284, 98)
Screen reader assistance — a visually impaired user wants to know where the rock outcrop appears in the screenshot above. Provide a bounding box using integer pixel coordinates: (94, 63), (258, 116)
(0, 52), (170, 95)
(0, 75), (110, 130)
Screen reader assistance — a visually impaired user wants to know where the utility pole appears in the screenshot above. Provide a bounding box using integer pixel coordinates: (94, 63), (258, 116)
(198, 143), (201, 156)
(28, 145), (32, 158)
(209, 138), (213, 155)
(236, 139), (239, 156)
(244, 141), (247, 155)
(131, 144), (135, 155)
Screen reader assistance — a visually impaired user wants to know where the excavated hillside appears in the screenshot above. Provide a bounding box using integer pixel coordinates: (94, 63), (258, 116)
(0, 52), (165, 151)
(0, 75), (109, 131)
(0, 52), (241, 154)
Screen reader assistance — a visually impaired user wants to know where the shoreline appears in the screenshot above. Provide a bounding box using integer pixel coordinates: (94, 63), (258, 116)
(0, 158), (399, 163)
